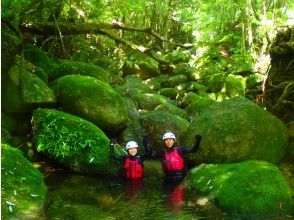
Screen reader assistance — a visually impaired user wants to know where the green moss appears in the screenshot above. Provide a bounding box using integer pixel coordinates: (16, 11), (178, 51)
(140, 111), (189, 150)
(158, 88), (179, 99)
(1, 144), (47, 219)
(132, 92), (173, 111)
(184, 97), (288, 164)
(186, 160), (293, 219)
(161, 74), (188, 88)
(185, 95), (216, 118)
(49, 60), (109, 83)
(225, 74), (246, 98)
(32, 108), (121, 175)
(155, 103), (189, 121)
(51, 75), (128, 134)
(23, 44), (55, 73)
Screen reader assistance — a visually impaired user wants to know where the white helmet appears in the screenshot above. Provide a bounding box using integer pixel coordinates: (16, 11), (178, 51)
(125, 141), (138, 150)
(162, 132), (176, 140)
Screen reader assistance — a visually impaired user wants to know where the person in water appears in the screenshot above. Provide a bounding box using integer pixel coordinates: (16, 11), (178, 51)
(145, 132), (202, 182)
(110, 140), (149, 180)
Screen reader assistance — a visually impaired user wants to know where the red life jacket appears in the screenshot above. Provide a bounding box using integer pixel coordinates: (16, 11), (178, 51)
(123, 156), (143, 179)
(162, 147), (185, 173)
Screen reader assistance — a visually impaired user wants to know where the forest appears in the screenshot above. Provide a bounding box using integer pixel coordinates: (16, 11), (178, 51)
(1, 0), (294, 219)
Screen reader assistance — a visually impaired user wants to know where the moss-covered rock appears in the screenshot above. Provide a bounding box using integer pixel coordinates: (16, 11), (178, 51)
(138, 60), (160, 79)
(155, 103), (189, 121)
(225, 74), (246, 98)
(2, 62), (56, 114)
(143, 74), (169, 91)
(1, 24), (22, 75)
(114, 75), (151, 96)
(185, 160), (294, 219)
(132, 92), (173, 111)
(1, 144), (47, 219)
(23, 44), (56, 73)
(49, 60), (109, 83)
(184, 97), (288, 164)
(158, 88), (179, 99)
(161, 74), (188, 88)
(51, 75), (128, 134)
(172, 63), (198, 81)
(185, 95), (216, 118)
(140, 111), (190, 150)
(164, 49), (191, 63)
(32, 108), (123, 175)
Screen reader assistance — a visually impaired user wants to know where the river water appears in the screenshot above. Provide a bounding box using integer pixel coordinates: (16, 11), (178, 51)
(44, 162), (228, 220)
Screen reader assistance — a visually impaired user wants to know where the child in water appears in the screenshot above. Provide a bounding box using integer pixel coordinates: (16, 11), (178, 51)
(110, 141), (149, 180)
(145, 132), (202, 182)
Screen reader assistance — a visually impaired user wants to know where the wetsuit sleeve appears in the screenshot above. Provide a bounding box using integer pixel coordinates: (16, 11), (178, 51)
(179, 134), (202, 154)
(110, 143), (125, 161)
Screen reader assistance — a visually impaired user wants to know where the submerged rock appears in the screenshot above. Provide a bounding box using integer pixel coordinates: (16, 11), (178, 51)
(185, 160), (293, 219)
(184, 96), (288, 164)
(1, 144), (47, 219)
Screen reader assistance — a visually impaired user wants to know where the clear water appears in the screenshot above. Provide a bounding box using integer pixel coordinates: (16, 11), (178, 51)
(44, 171), (228, 220)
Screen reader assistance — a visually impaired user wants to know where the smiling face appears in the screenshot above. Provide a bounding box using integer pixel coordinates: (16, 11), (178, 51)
(164, 138), (175, 148)
(128, 147), (138, 156)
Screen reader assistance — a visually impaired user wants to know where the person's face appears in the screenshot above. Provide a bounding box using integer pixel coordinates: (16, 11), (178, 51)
(164, 138), (175, 148)
(128, 147), (138, 156)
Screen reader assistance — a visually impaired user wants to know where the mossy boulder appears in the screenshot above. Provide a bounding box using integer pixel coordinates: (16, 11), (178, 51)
(1, 24), (22, 75)
(155, 103), (189, 121)
(49, 60), (109, 83)
(143, 74), (169, 91)
(1, 144), (47, 219)
(165, 49), (191, 63)
(23, 44), (55, 73)
(158, 88), (179, 99)
(2, 62), (56, 114)
(185, 160), (294, 219)
(114, 75), (151, 96)
(51, 75), (128, 134)
(161, 74), (188, 88)
(132, 92), (173, 111)
(140, 111), (190, 150)
(32, 108), (123, 175)
(225, 74), (246, 98)
(185, 95), (216, 118)
(137, 60), (160, 79)
(172, 63), (198, 81)
(184, 97), (288, 164)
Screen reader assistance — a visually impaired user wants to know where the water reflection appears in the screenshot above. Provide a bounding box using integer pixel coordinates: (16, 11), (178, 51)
(45, 172), (228, 220)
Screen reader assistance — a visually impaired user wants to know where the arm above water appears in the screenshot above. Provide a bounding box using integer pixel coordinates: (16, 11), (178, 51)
(180, 134), (202, 154)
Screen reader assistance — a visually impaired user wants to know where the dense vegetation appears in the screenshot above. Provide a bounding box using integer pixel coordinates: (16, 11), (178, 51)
(1, 0), (294, 219)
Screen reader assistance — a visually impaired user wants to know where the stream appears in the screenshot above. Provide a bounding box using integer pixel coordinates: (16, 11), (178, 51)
(44, 165), (229, 220)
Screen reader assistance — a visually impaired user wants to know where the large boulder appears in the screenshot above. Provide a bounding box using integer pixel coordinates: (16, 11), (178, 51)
(1, 144), (47, 219)
(23, 44), (56, 73)
(140, 111), (190, 150)
(1, 23), (21, 75)
(132, 92), (173, 111)
(51, 75), (128, 134)
(185, 160), (294, 219)
(184, 97), (288, 164)
(32, 108), (123, 175)
(2, 61), (56, 114)
(49, 60), (109, 83)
